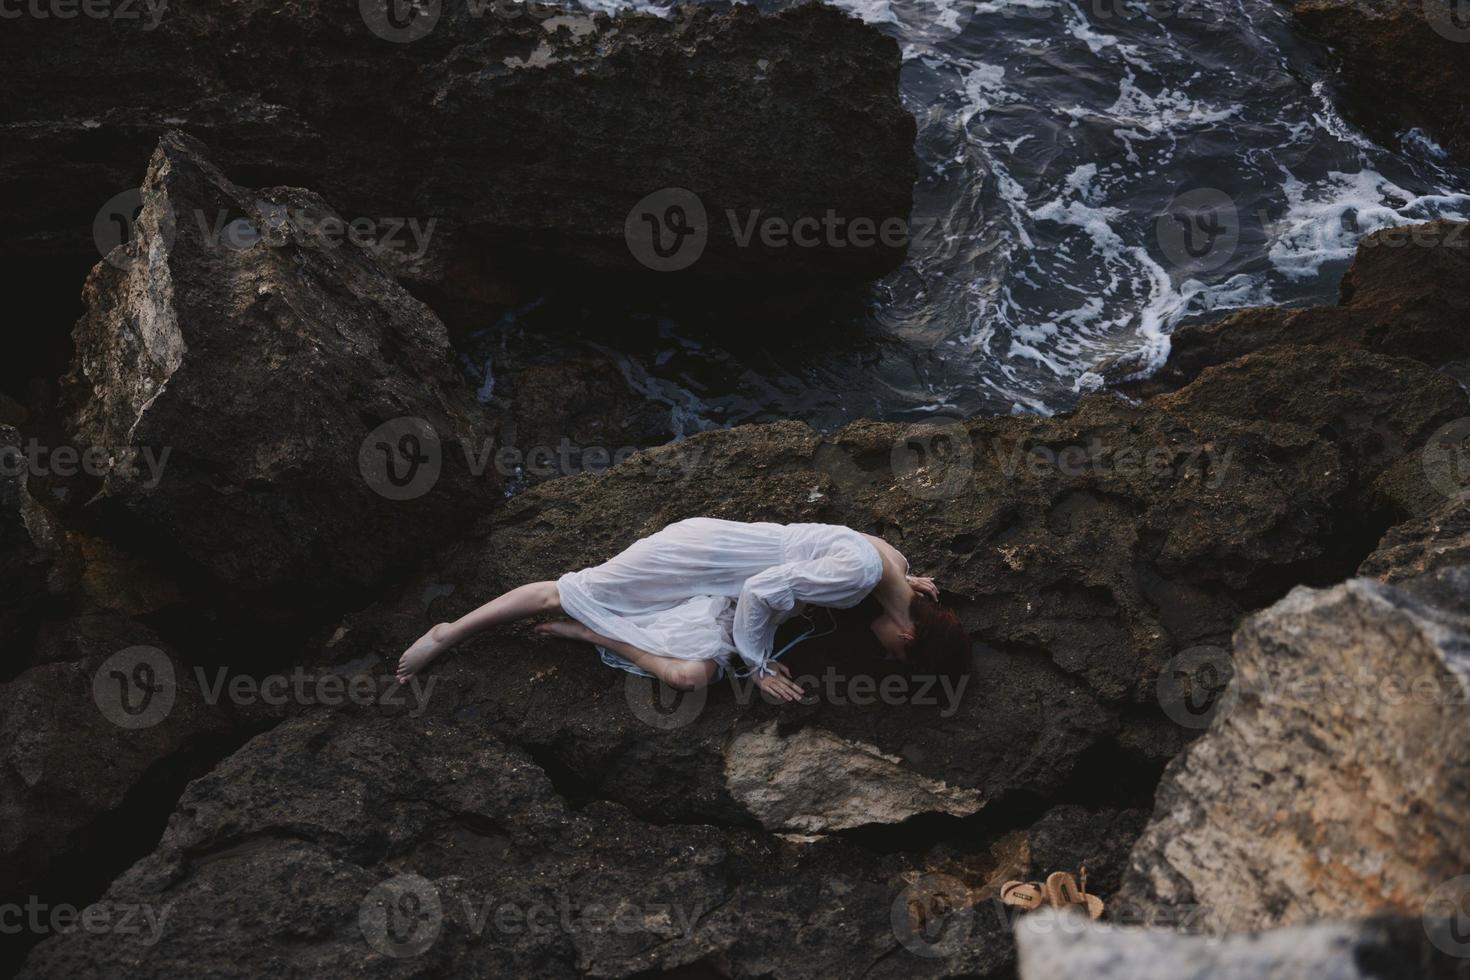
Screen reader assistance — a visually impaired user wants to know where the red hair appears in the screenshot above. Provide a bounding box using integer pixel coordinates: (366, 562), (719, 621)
(906, 593), (972, 681)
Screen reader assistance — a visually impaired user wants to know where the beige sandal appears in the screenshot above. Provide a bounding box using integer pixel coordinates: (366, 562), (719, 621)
(1043, 867), (1104, 920)
(1000, 879), (1046, 910)
(1005, 867), (1104, 920)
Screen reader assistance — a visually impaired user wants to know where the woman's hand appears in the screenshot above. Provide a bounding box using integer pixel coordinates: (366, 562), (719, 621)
(907, 575), (939, 601)
(754, 662), (806, 702)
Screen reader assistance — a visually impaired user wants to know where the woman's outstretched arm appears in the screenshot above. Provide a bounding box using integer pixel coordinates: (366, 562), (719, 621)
(395, 580), (561, 683)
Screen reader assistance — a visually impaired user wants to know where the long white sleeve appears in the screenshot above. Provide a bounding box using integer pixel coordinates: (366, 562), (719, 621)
(731, 547), (883, 675)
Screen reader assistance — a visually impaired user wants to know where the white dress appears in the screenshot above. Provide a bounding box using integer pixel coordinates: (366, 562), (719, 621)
(556, 518), (890, 678)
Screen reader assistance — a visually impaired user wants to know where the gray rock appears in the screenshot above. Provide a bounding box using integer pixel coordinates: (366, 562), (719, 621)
(1015, 908), (1470, 980)
(1118, 571), (1470, 932)
(63, 132), (498, 601)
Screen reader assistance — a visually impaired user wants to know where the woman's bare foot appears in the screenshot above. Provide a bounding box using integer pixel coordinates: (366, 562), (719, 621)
(534, 620), (597, 643)
(396, 623), (454, 685)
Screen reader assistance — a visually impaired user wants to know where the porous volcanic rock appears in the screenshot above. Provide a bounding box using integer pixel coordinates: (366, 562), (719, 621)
(1129, 220), (1470, 395)
(1117, 568), (1470, 932)
(1361, 494), (1470, 581)
(1, 2), (916, 292)
(62, 132), (498, 603)
(1151, 344), (1468, 518)
(0, 425), (65, 666)
(64, 380), (1371, 888)
(1294, 0), (1470, 163)
(16, 710), (1025, 980)
(0, 622), (232, 920)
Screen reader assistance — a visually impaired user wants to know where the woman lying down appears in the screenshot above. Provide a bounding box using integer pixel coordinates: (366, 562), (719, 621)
(394, 517), (971, 702)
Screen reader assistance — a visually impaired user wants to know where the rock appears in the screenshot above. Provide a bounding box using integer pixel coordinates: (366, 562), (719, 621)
(1294, 0), (1470, 163)
(17, 710), (1018, 980)
(62, 132), (497, 606)
(1361, 495), (1470, 581)
(0, 621), (232, 924)
(236, 393), (1366, 840)
(0, 425), (65, 667)
(1151, 344), (1468, 517)
(1117, 570), (1470, 932)
(1022, 806), (1150, 900)
(1015, 908), (1470, 980)
(724, 721), (985, 834)
(496, 358), (677, 488)
(1, 3), (915, 293)
(1131, 221), (1470, 395)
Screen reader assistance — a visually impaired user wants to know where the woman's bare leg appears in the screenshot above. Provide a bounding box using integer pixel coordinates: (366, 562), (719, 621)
(395, 581), (561, 683)
(534, 620), (719, 691)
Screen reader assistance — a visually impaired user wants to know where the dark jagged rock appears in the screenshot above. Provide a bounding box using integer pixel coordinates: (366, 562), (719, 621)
(1021, 806), (1150, 900)
(17, 710), (1022, 980)
(1131, 221), (1470, 396)
(1016, 909), (1470, 979)
(62, 132), (498, 605)
(1151, 344), (1468, 518)
(1117, 568), (1470, 932)
(1, 2), (915, 293)
(0, 621), (232, 916)
(1294, 0), (1470, 163)
(0, 426), (65, 668)
(497, 358), (677, 487)
(62, 392), (1361, 853)
(1361, 495), (1470, 581)
(16, 380), (1416, 976)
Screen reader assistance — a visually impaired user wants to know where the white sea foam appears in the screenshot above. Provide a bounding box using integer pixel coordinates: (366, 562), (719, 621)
(1268, 169), (1470, 279)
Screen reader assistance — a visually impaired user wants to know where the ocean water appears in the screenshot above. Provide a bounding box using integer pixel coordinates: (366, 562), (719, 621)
(478, 0), (1470, 432)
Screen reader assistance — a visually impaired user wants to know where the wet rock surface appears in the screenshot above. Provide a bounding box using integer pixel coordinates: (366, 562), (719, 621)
(1130, 220), (1470, 396)
(1293, 0), (1470, 163)
(0, 2), (915, 292)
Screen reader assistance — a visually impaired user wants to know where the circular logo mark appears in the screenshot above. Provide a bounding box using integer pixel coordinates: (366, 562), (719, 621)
(1424, 875), (1470, 958)
(890, 416), (974, 501)
(220, 217), (262, 251)
(890, 873), (975, 959)
(1426, 0), (1470, 43)
(624, 672), (708, 730)
(359, 417), (443, 501)
(1155, 188), (1240, 275)
(93, 189), (176, 271)
(1157, 644), (1238, 730)
(93, 646), (177, 730)
(360, 0), (442, 43)
(1422, 417), (1470, 502)
(360, 873), (443, 958)
(625, 187), (708, 272)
